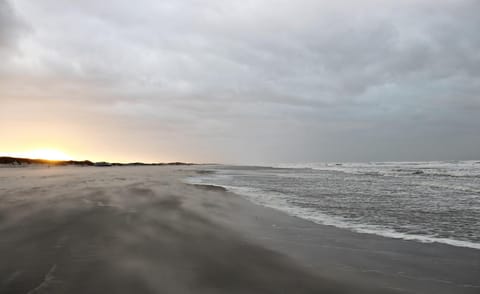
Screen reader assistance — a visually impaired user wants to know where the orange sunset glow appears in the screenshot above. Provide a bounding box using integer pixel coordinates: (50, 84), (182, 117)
(1, 149), (74, 161)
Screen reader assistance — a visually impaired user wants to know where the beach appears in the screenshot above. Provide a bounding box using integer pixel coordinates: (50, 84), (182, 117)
(0, 166), (479, 293)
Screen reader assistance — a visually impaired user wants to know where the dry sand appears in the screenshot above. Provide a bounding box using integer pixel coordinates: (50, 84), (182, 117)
(0, 166), (479, 293)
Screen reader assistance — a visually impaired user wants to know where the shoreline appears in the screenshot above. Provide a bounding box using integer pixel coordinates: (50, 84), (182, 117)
(188, 181), (480, 294)
(0, 166), (479, 293)
(187, 181), (480, 251)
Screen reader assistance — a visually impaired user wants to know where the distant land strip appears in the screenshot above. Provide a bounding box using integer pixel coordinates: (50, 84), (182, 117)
(0, 157), (194, 167)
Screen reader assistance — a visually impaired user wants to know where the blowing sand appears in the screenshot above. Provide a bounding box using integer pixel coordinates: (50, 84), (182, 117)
(0, 166), (479, 294)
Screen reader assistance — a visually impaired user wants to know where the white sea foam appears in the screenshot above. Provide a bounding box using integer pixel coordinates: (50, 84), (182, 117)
(187, 171), (480, 250)
(228, 185), (480, 250)
(275, 160), (480, 178)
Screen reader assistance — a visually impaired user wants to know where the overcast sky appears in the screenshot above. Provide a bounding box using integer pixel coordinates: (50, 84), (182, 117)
(1, 0), (479, 163)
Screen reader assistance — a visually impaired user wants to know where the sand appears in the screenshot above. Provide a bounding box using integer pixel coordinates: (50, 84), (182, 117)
(0, 166), (479, 293)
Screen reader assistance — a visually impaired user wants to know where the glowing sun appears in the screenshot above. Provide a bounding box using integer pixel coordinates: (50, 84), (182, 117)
(22, 149), (73, 161)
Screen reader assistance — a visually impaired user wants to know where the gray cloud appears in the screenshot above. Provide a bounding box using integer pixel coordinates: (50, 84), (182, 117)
(0, 0), (27, 57)
(1, 0), (479, 163)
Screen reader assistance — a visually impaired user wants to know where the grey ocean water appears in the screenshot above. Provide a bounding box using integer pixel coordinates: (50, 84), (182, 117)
(190, 161), (480, 249)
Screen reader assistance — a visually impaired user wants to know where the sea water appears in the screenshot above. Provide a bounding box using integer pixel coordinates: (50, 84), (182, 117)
(189, 161), (480, 249)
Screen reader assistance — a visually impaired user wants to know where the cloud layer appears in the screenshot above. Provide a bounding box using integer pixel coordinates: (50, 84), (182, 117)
(1, 0), (479, 162)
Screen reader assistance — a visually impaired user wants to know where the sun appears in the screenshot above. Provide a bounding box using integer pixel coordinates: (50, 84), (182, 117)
(22, 149), (73, 161)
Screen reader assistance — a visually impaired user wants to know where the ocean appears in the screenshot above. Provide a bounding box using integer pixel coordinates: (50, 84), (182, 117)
(189, 161), (480, 250)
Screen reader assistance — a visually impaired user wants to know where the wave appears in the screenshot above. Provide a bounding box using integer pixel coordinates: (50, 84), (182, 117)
(273, 161), (480, 178)
(231, 185), (480, 250)
(186, 176), (480, 250)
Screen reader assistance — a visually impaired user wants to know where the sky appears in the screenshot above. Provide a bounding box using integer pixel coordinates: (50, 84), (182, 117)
(1, 0), (479, 163)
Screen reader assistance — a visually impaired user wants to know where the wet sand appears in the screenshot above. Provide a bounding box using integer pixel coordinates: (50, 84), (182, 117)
(0, 166), (479, 293)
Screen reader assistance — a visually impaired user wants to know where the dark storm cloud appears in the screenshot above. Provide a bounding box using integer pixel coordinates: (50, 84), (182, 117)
(1, 0), (479, 162)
